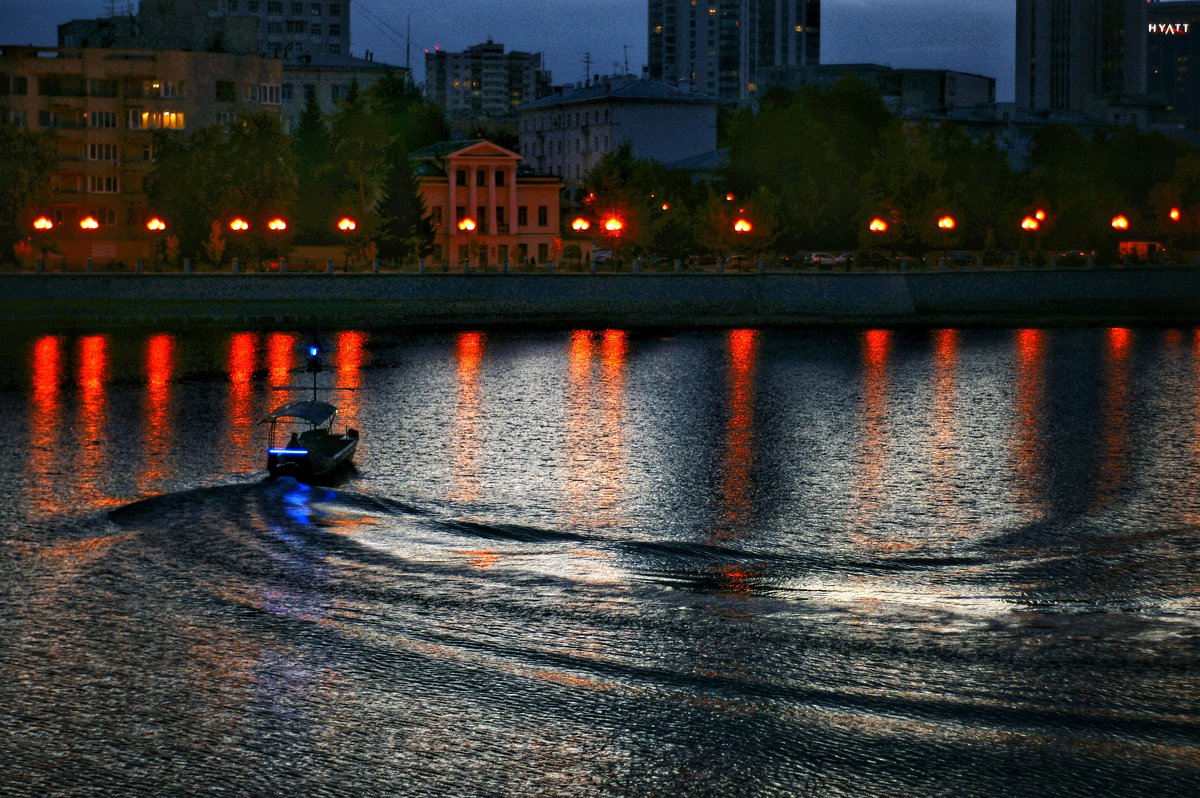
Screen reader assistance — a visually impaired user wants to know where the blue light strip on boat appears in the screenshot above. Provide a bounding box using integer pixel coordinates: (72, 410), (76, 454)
(269, 448), (309, 455)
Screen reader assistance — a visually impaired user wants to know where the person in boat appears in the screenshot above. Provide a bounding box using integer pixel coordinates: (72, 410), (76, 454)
(288, 432), (299, 448)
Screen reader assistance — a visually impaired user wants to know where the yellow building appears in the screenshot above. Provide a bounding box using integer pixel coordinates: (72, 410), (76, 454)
(412, 140), (564, 269)
(1, 45), (282, 267)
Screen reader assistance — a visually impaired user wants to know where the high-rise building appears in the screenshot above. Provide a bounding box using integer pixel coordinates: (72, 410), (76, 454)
(424, 41), (551, 123)
(648, 0), (820, 102)
(1016, 0), (1147, 117)
(1146, 0), (1200, 128)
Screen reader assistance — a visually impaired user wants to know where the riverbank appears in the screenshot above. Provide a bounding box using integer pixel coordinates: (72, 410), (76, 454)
(2, 266), (1198, 330)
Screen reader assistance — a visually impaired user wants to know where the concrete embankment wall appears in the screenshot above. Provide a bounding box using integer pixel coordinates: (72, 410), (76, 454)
(1, 268), (1198, 330)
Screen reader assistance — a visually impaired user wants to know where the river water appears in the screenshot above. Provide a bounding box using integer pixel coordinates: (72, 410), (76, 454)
(0, 327), (1196, 796)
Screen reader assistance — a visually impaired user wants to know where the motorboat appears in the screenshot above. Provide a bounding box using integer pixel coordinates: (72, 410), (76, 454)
(265, 399), (358, 479)
(263, 339), (358, 480)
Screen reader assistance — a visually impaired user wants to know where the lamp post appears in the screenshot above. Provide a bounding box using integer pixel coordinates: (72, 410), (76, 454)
(79, 215), (99, 272)
(337, 217), (357, 271)
(456, 216), (476, 271)
(228, 216), (249, 272)
(146, 216), (167, 270)
(32, 216), (54, 271)
(571, 217), (590, 270)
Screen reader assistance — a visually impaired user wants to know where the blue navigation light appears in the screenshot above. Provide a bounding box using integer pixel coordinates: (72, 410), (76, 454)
(309, 346), (319, 357)
(269, 448), (309, 455)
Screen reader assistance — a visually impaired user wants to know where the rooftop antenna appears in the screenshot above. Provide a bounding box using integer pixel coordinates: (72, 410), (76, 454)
(623, 44), (630, 75)
(406, 16), (411, 69)
(582, 51), (592, 85)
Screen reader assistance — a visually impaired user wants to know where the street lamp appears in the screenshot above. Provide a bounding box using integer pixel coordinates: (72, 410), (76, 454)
(937, 215), (956, 231)
(571, 217), (590, 232)
(733, 217), (753, 234)
(145, 217), (167, 270)
(1111, 214), (1130, 231)
(1021, 216), (1040, 231)
(1170, 207), (1181, 223)
(338, 217), (357, 232)
(229, 217), (249, 232)
(603, 216), (623, 234)
(268, 217), (287, 232)
(869, 217), (889, 233)
(80, 215), (100, 231)
(32, 216), (54, 269)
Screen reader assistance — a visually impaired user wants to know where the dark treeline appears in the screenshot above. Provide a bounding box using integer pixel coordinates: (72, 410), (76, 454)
(586, 77), (1200, 260)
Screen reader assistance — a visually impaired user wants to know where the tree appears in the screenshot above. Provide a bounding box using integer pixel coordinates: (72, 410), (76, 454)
(726, 76), (892, 252)
(375, 146), (434, 263)
(695, 187), (779, 255)
(583, 142), (700, 256)
(858, 122), (949, 255)
(147, 113), (297, 264)
(327, 80), (389, 256)
(292, 90), (337, 244)
(0, 125), (57, 264)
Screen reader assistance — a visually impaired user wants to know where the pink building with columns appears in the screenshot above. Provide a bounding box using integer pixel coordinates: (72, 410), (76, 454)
(412, 139), (563, 268)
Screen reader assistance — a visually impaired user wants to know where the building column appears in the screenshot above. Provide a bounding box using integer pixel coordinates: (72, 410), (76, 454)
(448, 164), (458, 229)
(508, 166), (518, 235)
(468, 165), (478, 229)
(487, 164), (498, 236)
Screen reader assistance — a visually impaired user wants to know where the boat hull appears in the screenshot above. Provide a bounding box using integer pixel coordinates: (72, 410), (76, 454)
(267, 431), (358, 481)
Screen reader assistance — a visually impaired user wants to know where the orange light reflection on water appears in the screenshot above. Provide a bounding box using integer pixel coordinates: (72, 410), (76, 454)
(333, 331), (367, 435)
(138, 333), (175, 491)
(597, 330), (628, 527)
(27, 336), (63, 514)
(715, 329), (757, 541)
(76, 335), (110, 506)
(852, 329), (893, 544)
(1012, 329), (1048, 514)
(565, 330), (596, 524)
(451, 332), (485, 502)
(929, 329), (964, 532)
(225, 332), (259, 472)
(563, 330), (629, 527)
(1095, 327), (1133, 507)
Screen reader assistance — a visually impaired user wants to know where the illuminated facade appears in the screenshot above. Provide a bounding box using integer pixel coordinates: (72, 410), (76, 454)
(424, 41), (551, 123)
(0, 45), (281, 266)
(648, 0), (820, 102)
(518, 76), (718, 185)
(1016, 0), (1147, 118)
(1147, 0), (1200, 128)
(411, 140), (563, 268)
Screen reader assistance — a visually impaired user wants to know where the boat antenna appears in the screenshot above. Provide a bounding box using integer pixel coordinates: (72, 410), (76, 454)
(305, 339), (324, 401)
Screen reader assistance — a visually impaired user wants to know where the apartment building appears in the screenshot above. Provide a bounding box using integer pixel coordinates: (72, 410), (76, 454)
(648, 0), (820, 102)
(424, 41), (551, 123)
(518, 75), (717, 185)
(1, 45), (282, 265)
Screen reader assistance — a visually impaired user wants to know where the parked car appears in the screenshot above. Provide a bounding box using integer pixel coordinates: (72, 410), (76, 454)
(809, 252), (841, 267)
(1056, 249), (1091, 267)
(592, 249), (613, 264)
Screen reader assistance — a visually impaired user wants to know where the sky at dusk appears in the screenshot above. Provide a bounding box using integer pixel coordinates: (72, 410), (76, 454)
(6, 0), (1016, 100)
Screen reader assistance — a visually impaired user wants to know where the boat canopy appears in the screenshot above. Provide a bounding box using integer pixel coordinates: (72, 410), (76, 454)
(264, 400), (338, 425)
